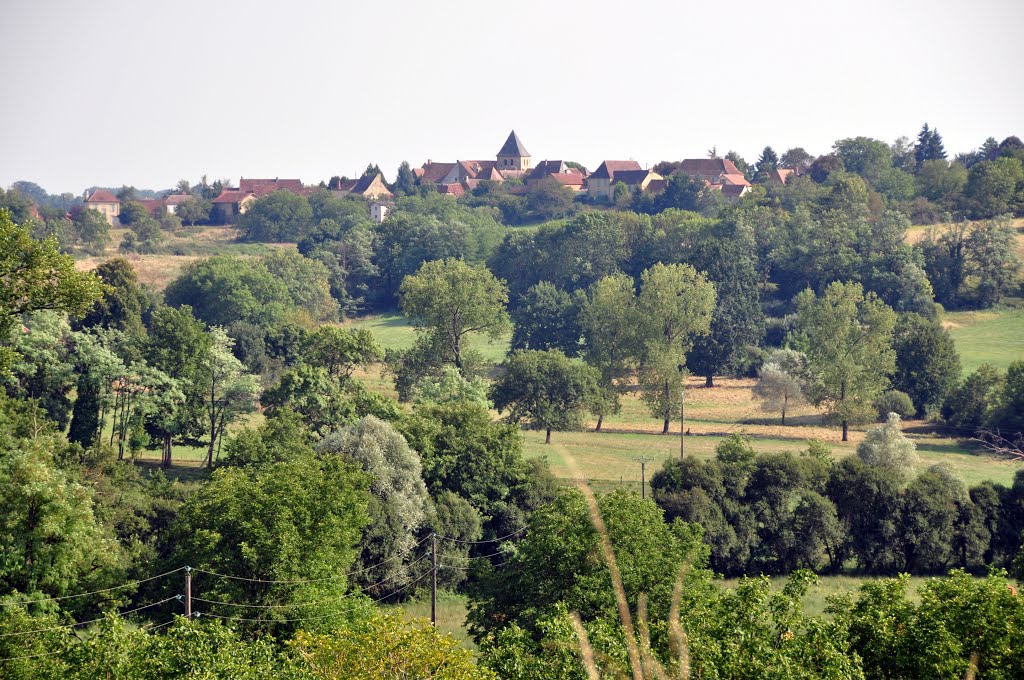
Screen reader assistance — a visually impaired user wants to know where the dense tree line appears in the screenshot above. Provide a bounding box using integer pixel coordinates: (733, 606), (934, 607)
(651, 429), (1024, 578)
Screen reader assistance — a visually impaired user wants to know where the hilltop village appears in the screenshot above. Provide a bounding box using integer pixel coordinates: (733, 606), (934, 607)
(71, 130), (781, 227)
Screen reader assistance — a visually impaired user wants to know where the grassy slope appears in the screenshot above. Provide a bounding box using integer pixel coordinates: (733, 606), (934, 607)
(942, 308), (1024, 374)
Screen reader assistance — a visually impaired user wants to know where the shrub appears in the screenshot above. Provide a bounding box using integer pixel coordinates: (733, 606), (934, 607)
(874, 390), (915, 420)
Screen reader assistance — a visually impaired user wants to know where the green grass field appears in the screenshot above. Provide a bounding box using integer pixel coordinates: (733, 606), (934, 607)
(348, 313), (511, 363)
(527, 426), (1018, 492)
(943, 307), (1024, 374)
(389, 591), (476, 651)
(719, 574), (937, 619)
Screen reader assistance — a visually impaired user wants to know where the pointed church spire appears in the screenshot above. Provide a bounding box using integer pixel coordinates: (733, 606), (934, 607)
(497, 130), (529, 157)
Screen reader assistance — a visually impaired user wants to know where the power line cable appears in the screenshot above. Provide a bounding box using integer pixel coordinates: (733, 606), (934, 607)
(0, 568), (185, 608)
(192, 553), (432, 610)
(192, 535), (432, 585)
(435, 526), (527, 544)
(438, 548), (507, 562)
(0, 597), (181, 638)
(0, 609), (181, 663)
(440, 557), (514, 571)
(196, 569), (433, 624)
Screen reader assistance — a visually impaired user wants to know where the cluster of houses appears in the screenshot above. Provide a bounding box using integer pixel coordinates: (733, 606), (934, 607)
(82, 131), (796, 227)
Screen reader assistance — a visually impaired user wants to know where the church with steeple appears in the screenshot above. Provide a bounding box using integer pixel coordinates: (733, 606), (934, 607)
(415, 130), (535, 191)
(496, 130), (531, 172)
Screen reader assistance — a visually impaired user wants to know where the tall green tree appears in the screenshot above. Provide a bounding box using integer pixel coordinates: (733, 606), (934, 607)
(393, 161), (418, 195)
(579, 273), (642, 430)
(261, 249), (340, 323)
(636, 263), (716, 437)
(144, 305), (210, 465)
(962, 157), (1024, 218)
(76, 258), (148, 334)
(856, 413), (919, 482)
(163, 256), (294, 327)
(891, 314), (961, 416)
(306, 326), (381, 380)
(940, 364), (1002, 432)
(0, 441), (123, 611)
(67, 371), (101, 447)
(174, 197), (211, 226)
(490, 349), (598, 444)
(920, 218), (1021, 309)
(239, 190), (314, 241)
(794, 281), (897, 441)
(0, 211), (104, 373)
(400, 258), (510, 374)
(70, 207), (110, 254)
(687, 238), (765, 387)
(752, 349), (810, 425)
(510, 282), (583, 357)
(166, 454), (369, 637)
(200, 327), (260, 467)
(914, 123), (947, 168)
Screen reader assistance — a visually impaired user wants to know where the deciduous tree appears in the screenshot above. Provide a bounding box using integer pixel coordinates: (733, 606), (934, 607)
(636, 263), (716, 437)
(752, 349), (809, 425)
(490, 349), (598, 443)
(400, 258), (510, 374)
(794, 281), (896, 441)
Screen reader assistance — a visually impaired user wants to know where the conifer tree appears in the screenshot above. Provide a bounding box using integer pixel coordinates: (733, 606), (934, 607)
(68, 372), (100, 447)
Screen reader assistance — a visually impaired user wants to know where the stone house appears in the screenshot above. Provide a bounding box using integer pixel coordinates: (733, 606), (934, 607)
(83, 189), (120, 225)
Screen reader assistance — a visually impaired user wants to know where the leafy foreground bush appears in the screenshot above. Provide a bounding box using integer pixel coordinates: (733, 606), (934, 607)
(0, 611), (492, 679)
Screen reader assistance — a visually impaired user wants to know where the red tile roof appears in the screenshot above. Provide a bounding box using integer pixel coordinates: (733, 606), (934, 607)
(164, 194), (191, 205)
(674, 159), (742, 178)
(437, 183), (465, 197)
(719, 173), (751, 187)
(767, 168), (795, 184)
(590, 160), (642, 180)
(85, 189), (119, 203)
(527, 160), (568, 179)
(610, 169), (658, 186)
(721, 184), (749, 198)
(139, 199), (166, 216)
(549, 172), (585, 187)
(212, 189), (256, 204)
(418, 162), (457, 184)
(238, 178), (304, 197)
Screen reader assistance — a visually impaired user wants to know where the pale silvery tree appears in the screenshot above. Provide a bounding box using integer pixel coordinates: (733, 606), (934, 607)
(856, 412), (919, 482)
(318, 416), (429, 595)
(752, 348), (809, 425)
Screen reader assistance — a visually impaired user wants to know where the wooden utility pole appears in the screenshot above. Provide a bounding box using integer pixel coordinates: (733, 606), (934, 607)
(431, 534), (437, 626)
(184, 567), (192, 619)
(637, 457), (654, 499)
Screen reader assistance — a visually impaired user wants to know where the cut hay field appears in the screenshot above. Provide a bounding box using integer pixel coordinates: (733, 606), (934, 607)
(74, 226), (295, 290)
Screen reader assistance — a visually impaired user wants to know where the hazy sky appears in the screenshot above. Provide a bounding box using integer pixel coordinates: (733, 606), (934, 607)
(2, 0), (1021, 195)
